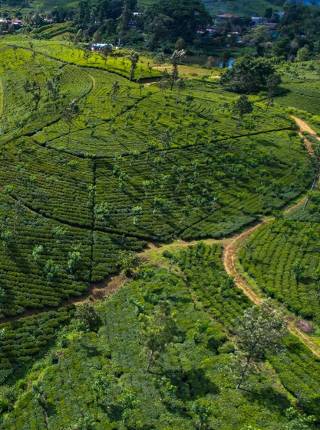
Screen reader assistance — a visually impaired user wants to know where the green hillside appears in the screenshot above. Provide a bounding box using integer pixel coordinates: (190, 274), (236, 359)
(0, 34), (319, 430)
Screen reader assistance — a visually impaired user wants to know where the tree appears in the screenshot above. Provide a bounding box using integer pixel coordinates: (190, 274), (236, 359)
(102, 44), (112, 64)
(131, 205), (142, 225)
(190, 399), (214, 430)
(233, 95), (253, 125)
(244, 25), (270, 56)
(145, 0), (211, 45)
(95, 201), (112, 222)
(63, 99), (80, 144)
(0, 228), (13, 250)
(67, 245), (82, 275)
(221, 57), (281, 94)
(129, 51), (139, 81)
(234, 300), (286, 390)
(170, 49), (186, 90)
(44, 259), (60, 282)
(266, 74), (281, 106)
(296, 46), (310, 62)
(75, 303), (101, 332)
(118, 250), (139, 277)
(110, 80), (120, 100)
(175, 37), (185, 50)
(32, 244), (44, 264)
(117, 0), (131, 36)
(142, 301), (177, 372)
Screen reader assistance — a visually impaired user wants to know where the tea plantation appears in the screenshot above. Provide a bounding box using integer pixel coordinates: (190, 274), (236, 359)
(1, 244), (320, 429)
(0, 36), (319, 429)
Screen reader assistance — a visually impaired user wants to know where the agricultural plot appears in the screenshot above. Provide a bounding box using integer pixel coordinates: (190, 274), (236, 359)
(276, 61), (320, 115)
(0, 137), (93, 225)
(0, 191), (144, 319)
(36, 81), (293, 158)
(2, 244), (319, 429)
(0, 307), (74, 385)
(239, 219), (320, 323)
(0, 47), (92, 140)
(0, 38), (319, 427)
(175, 244), (320, 419)
(95, 131), (312, 240)
(1, 37), (160, 80)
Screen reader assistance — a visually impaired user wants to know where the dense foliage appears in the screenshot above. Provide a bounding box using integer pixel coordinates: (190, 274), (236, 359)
(1, 244), (319, 429)
(221, 57), (281, 94)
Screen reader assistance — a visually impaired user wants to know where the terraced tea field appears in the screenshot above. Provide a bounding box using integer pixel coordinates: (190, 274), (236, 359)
(0, 36), (320, 429)
(2, 244), (320, 429)
(276, 61), (320, 117)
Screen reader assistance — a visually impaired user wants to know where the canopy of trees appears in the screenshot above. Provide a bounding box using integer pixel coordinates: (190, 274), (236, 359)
(220, 56), (281, 94)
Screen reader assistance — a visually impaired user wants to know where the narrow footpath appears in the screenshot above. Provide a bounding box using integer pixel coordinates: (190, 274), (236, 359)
(92, 116), (320, 358)
(3, 116), (320, 358)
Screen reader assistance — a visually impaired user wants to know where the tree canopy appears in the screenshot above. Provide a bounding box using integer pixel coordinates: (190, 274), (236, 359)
(144, 0), (211, 46)
(220, 57), (281, 94)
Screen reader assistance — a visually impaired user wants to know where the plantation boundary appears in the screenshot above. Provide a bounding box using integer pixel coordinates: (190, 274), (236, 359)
(2, 92), (320, 357)
(83, 117), (320, 358)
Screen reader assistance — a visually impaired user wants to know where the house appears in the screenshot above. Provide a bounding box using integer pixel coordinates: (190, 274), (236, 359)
(11, 19), (23, 27)
(216, 13), (238, 20)
(91, 43), (113, 52)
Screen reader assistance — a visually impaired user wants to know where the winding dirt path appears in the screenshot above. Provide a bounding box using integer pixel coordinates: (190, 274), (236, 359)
(3, 116), (320, 359)
(222, 116), (320, 358)
(56, 116), (320, 359)
(223, 222), (265, 306)
(292, 116), (320, 148)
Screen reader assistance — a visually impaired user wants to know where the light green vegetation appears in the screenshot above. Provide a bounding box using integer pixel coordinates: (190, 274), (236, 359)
(239, 86), (320, 329)
(276, 61), (320, 116)
(1, 244), (319, 429)
(1, 36), (159, 80)
(31, 22), (76, 40)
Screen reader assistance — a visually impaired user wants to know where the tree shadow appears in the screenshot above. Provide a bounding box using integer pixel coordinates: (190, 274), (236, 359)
(244, 385), (290, 413)
(165, 367), (220, 400)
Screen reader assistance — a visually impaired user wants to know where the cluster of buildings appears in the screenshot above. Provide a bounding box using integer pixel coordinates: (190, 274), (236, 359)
(197, 12), (283, 47)
(0, 17), (23, 28)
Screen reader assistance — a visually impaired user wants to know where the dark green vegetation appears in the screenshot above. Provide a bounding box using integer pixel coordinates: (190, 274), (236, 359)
(232, 62), (320, 332)
(239, 177), (320, 328)
(221, 56), (281, 94)
(1, 245), (319, 429)
(202, 0), (284, 16)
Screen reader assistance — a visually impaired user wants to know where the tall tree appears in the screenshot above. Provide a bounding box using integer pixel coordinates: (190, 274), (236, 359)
(221, 57), (281, 94)
(234, 300), (286, 390)
(170, 49), (186, 90)
(145, 0), (211, 45)
(233, 95), (253, 125)
(129, 51), (139, 81)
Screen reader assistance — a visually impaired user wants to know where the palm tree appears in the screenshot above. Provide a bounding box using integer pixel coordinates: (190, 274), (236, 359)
(170, 49), (186, 90)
